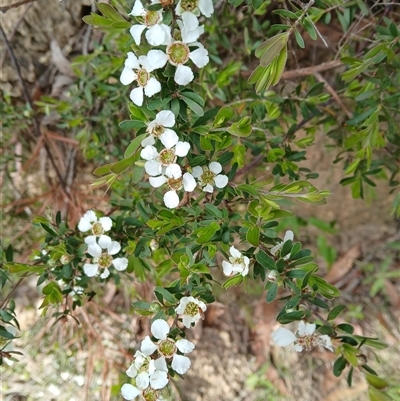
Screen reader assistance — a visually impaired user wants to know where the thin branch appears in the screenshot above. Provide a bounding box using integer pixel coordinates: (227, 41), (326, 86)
(0, 0), (39, 13)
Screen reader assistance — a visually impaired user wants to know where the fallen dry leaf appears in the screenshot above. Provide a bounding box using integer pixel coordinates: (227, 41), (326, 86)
(325, 243), (361, 284)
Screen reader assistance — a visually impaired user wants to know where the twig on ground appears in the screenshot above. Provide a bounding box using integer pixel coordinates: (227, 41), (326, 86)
(0, 24), (73, 201)
(0, 0), (39, 13)
(0, 3), (33, 67)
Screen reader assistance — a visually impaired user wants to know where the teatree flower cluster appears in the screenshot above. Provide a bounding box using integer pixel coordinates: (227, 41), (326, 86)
(78, 211), (128, 279)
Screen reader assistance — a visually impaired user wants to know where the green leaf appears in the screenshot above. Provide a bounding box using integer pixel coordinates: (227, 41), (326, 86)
(97, 3), (126, 22)
(154, 287), (176, 305)
(82, 13), (113, 27)
(337, 323), (354, 334)
(277, 310), (305, 324)
(247, 226), (260, 246)
(303, 17), (317, 40)
(5, 245), (13, 262)
(266, 282), (278, 303)
(228, 116), (252, 137)
(295, 30), (305, 49)
(308, 275), (341, 298)
(237, 184), (259, 196)
(213, 106), (234, 127)
(256, 251), (276, 270)
(366, 374), (389, 390)
(181, 95), (204, 116)
(180, 90), (205, 107)
(93, 163), (112, 176)
(328, 305), (346, 321)
(255, 33), (288, 61)
(368, 387), (393, 401)
(333, 356), (347, 377)
(222, 275), (244, 289)
(119, 120), (147, 131)
(110, 154), (136, 174)
(124, 134), (146, 158)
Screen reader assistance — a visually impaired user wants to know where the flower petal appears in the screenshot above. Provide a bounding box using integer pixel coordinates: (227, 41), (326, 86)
(136, 371), (150, 390)
(298, 321), (316, 336)
(83, 263), (99, 277)
(229, 246), (242, 258)
(120, 67), (137, 86)
(154, 356), (168, 372)
(165, 164), (182, 179)
(150, 370), (168, 390)
(141, 145), (159, 161)
(130, 87), (144, 106)
(107, 240), (121, 256)
(144, 77), (161, 97)
(145, 160), (162, 176)
(126, 363), (138, 378)
(141, 135), (156, 147)
(146, 24), (167, 47)
(159, 130), (178, 149)
(209, 161), (222, 174)
(78, 215), (94, 232)
(141, 336), (158, 355)
(222, 261), (234, 276)
(98, 235), (112, 250)
(147, 49), (168, 70)
(151, 319), (170, 340)
(88, 243), (102, 258)
(189, 47), (209, 68)
(130, 24), (146, 45)
(174, 65), (194, 86)
(125, 52), (140, 69)
(284, 230), (294, 242)
(191, 166), (203, 178)
(318, 335), (333, 351)
(99, 216), (112, 231)
(176, 338), (195, 353)
(113, 257), (128, 271)
(164, 190), (180, 209)
(149, 175), (168, 188)
(130, 0), (145, 16)
(203, 183), (214, 193)
(175, 141), (190, 157)
(182, 173), (196, 192)
(214, 175), (228, 188)
(84, 235), (96, 245)
(199, 0), (214, 17)
(271, 327), (297, 347)
(171, 354), (191, 375)
(156, 110), (175, 127)
(121, 383), (140, 401)
(100, 268), (110, 279)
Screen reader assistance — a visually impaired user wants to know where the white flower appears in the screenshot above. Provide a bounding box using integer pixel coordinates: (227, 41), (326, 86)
(83, 236), (128, 279)
(78, 210), (112, 245)
(141, 319), (195, 375)
(175, 296), (207, 328)
(142, 110), (176, 147)
(129, 0), (171, 46)
(191, 161), (228, 193)
(126, 351), (168, 390)
(222, 246), (250, 277)
(270, 230), (294, 260)
(147, 12), (209, 86)
(121, 384), (165, 401)
(140, 130), (190, 177)
(175, 0), (214, 18)
(120, 52), (162, 106)
(149, 170), (196, 209)
(272, 321), (333, 352)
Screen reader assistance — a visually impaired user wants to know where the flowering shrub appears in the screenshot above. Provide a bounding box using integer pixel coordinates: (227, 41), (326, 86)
(2, 0), (399, 400)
